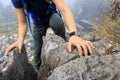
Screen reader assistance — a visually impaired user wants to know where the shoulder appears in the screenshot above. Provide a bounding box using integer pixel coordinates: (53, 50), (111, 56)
(12, 0), (23, 8)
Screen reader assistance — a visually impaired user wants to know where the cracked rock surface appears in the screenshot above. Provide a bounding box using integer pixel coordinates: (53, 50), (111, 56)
(38, 33), (120, 80)
(0, 45), (37, 80)
(0, 32), (120, 80)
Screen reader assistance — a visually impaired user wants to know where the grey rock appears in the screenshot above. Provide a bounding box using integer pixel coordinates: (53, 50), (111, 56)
(1, 32), (120, 80)
(0, 35), (34, 72)
(48, 58), (87, 80)
(39, 33), (120, 80)
(113, 44), (120, 53)
(41, 34), (79, 69)
(0, 35), (17, 72)
(80, 32), (101, 42)
(82, 55), (119, 80)
(112, 73), (120, 80)
(38, 34), (79, 80)
(0, 50), (14, 72)
(93, 38), (113, 55)
(1, 45), (37, 80)
(49, 53), (120, 80)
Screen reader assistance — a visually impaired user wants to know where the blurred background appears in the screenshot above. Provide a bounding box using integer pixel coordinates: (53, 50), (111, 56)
(0, 0), (120, 47)
(0, 0), (111, 36)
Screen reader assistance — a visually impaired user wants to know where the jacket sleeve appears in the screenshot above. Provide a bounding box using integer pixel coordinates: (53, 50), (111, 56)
(12, 0), (23, 8)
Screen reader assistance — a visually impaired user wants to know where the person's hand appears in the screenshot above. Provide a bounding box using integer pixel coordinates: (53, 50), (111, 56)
(68, 36), (94, 57)
(5, 40), (24, 55)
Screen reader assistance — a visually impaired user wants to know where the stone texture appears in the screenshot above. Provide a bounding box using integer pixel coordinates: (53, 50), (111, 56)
(1, 32), (120, 80)
(48, 46), (120, 80)
(38, 33), (120, 80)
(48, 58), (87, 80)
(80, 32), (101, 42)
(0, 45), (37, 80)
(37, 34), (79, 80)
(0, 35), (34, 72)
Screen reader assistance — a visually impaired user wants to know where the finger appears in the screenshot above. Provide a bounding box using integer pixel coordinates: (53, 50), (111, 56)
(5, 42), (17, 55)
(81, 44), (88, 57)
(86, 43), (93, 54)
(18, 42), (23, 53)
(68, 42), (72, 52)
(76, 44), (82, 57)
(87, 41), (94, 48)
(5, 47), (11, 55)
(18, 45), (22, 53)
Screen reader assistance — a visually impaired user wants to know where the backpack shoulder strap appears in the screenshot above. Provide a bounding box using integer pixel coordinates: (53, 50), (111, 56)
(21, 0), (36, 41)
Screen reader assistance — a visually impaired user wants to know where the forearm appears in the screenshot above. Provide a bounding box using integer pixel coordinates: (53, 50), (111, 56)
(18, 22), (27, 42)
(15, 8), (28, 42)
(61, 6), (76, 33)
(53, 0), (76, 33)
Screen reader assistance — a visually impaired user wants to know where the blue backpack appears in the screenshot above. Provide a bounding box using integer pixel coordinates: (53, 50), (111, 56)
(21, 0), (61, 41)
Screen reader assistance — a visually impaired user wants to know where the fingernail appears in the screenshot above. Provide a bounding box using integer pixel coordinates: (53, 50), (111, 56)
(5, 53), (8, 56)
(19, 51), (21, 53)
(69, 49), (71, 52)
(5, 52), (8, 56)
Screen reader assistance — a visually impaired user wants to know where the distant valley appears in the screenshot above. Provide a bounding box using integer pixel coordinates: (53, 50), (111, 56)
(0, 0), (111, 32)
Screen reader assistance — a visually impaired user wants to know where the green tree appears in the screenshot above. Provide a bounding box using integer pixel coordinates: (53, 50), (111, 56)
(94, 0), (120, 43)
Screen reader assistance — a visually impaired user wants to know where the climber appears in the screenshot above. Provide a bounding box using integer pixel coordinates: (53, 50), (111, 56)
(5, 0), (93, 70)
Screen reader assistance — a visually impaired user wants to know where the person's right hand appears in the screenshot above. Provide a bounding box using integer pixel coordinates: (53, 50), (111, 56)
(5, 40), (24, 55)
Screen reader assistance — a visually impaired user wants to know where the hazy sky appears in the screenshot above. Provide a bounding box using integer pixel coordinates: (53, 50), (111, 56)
(0, 0), (11, 6)
(65, 0), (75, 8)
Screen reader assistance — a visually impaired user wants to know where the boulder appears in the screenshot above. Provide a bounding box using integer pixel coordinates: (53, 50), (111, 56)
(1, 32), (120, 80)
(38, 33), (120, 80)
(0, 45), (37, 80)
(37, 34), (79, 80)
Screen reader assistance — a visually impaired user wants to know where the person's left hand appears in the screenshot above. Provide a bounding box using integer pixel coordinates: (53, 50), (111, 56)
(68, 35), (94, 57)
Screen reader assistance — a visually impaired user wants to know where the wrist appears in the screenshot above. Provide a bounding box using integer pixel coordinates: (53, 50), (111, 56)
(69, 30), (81, 37)
(69, 28), (76, 33)
(18, 37), (24, 42)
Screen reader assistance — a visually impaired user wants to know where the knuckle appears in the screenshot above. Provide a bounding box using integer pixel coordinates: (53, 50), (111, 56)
(7, 46), (11, 49)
